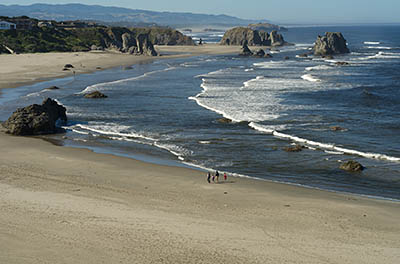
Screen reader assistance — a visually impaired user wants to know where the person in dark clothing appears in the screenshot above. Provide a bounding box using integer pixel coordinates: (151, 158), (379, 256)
(215, 171), (219, 183)
(207, 172), (211, 183)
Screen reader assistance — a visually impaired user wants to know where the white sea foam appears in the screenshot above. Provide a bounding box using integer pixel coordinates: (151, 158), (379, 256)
(77, 66), (176, 94)
(305, 65), (332, 71)
(354, 51), (400, 61)
(154, 142), (190, 161)
(366, 46), (393, 50)
(364, 41), (381, 45)
(249, 122), (400, 162)
(301, 74), (321, 82)
(74, 123), (156, 141)
(253, 61), (289, 69)
(190, 65), (351, 125)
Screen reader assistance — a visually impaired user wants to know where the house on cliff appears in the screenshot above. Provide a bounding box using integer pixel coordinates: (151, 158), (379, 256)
(0, 21), (16, 30)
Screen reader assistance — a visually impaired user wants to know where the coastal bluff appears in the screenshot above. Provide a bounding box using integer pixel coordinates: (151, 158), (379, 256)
(313, 32), (350, 56)
(220, 27), (288, 46)
(0, 26), (158, 56)
(0, 16), (194, 55)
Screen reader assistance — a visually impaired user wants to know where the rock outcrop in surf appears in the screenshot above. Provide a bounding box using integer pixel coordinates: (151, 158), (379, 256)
(239, 42), (253, 56)
(313, 32), (350, 56)
(2, 98), (67, 135)
(340, 160), (364, 172)
(220, 27), (289, 46)
(84, 91), (108, 98)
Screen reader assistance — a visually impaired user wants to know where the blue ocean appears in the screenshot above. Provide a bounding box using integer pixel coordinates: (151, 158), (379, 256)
(1, 25), (400, 200)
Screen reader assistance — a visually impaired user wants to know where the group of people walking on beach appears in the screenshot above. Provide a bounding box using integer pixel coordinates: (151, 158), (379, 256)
(207, 170), (227, 183)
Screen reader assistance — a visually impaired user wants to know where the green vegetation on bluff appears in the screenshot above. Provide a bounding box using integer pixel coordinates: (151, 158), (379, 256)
(0, 26), (194, 54)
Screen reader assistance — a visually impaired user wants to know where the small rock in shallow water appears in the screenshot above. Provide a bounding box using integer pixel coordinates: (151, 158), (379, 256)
(331, 126), (346, 131)
(340, 160), (364, 172)
(283, 145), (305, 152)
(84, 91), (108, 99)
(217, 118), (232, 124)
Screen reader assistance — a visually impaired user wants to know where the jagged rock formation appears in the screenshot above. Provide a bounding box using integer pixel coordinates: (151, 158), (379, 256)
(239, 42), (253, 56)
(148, 28), (195, 45)
(220, 27), (288, 46)
(313, 32), (350, 56)
(0, 25), (158, 55)
(340, 160), (364, 172)
(254, 49), (265, 57)
(2, 98), (67, 135)
(98, 28), (158, 56)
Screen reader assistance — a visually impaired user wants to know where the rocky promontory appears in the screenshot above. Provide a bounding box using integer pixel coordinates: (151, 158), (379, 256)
(2, 98), (67, 136)
(313, 32), (350, 56)
(0, 25), (159, 55)
(220, 27), (289, 47)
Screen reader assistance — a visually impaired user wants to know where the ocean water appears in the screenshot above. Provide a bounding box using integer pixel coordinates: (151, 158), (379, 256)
(1, 25), (400, 200)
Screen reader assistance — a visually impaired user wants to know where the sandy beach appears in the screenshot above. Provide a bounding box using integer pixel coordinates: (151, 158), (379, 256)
(0, 45), (399, 264)
(0, 44), (240, 89)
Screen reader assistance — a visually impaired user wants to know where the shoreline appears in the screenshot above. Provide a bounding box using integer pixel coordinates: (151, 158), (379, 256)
(1, 44), (399, 202)
(0, 44), (241, 90)
(1, 44), (399, 263)
(1, 131), (399, 263)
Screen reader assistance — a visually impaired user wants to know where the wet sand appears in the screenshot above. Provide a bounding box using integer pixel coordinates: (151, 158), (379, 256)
(0, 45), (399, 263)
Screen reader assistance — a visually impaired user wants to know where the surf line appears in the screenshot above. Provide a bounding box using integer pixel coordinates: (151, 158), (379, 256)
(249, 122), (400, 163)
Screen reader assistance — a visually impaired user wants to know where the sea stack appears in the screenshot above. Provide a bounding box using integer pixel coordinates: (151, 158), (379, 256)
(313, 32), (350, 56)
(220, 27), (289, 47)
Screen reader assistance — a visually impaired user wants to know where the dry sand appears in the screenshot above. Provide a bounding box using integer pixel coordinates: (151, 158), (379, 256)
(0, 44), (240, 89)
(0, 45), (399, 264)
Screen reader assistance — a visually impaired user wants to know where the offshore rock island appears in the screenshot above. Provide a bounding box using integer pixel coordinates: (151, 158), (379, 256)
(313, 32), (350, 56)
(220, 27), (289, 46)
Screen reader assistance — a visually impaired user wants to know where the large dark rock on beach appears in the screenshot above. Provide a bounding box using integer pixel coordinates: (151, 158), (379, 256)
(3, 98), (67, 136)
(313, 32), (350, 56)
(340, 160), (364, 172)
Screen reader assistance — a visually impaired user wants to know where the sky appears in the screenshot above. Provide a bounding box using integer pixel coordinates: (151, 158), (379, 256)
(2, 0), (400, 24)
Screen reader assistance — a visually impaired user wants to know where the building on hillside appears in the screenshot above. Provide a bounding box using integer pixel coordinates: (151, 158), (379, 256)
(38, 21), (54, 28)
(0, 21), (16, 30)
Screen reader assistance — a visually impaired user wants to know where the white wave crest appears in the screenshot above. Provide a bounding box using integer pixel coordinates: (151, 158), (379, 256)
(305, 65), (332, 71)
(366, 46), (393, 50)
(77, 66), (176, 94)
(301, 74), (321, 82)
(249, 122), (400, 162)
(364, 41), (380, 45)
(74, 123), (156, 141)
